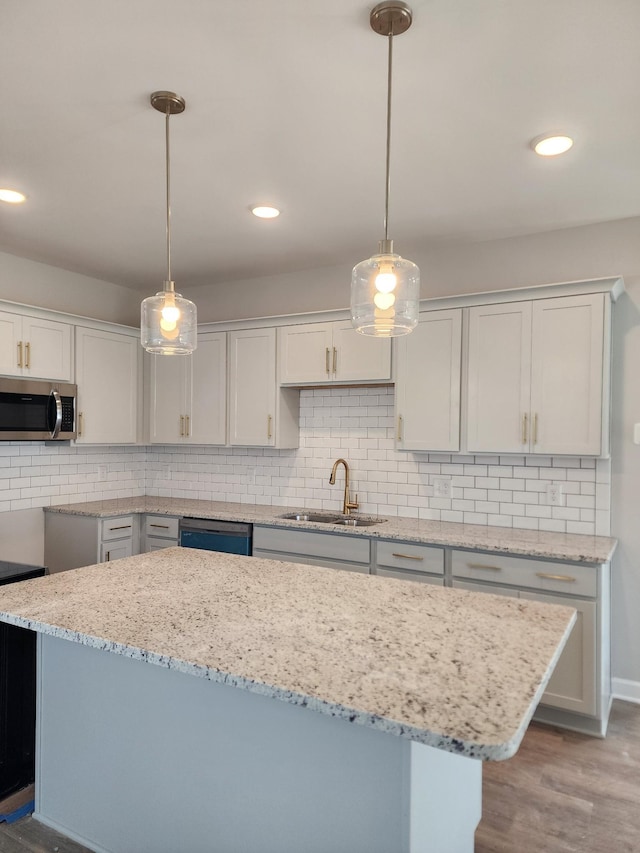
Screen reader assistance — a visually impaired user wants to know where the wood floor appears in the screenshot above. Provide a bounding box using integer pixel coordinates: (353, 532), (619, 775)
(0, 700), (637, 852)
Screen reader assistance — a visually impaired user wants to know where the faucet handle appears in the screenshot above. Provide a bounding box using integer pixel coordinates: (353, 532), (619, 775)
(346, 494), (359, 511)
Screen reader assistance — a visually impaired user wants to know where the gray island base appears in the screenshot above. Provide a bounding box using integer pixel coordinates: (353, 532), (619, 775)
(0, 548), (576, 853)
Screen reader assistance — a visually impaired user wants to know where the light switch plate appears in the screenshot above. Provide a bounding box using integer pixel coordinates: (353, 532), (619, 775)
(634, 423), (640, 445)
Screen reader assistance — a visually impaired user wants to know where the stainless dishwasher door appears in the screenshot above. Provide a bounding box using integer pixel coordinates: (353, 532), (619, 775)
(178, 518), (252, 556)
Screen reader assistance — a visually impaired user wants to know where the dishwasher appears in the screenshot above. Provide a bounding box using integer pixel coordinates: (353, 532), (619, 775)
(178, 518), (252, 556)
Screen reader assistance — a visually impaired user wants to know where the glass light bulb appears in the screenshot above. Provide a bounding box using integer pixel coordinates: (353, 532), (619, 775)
(373, 291), (396, 310)
(375, 271), (397, 293)
(161, 303), (180, 324)
(160, 317), (177, 332)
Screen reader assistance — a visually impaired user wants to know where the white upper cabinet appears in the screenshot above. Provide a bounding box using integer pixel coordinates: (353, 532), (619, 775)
(150, 332), (226, 445)
(0, 310), (72, 382)
(229, 327), (298, 448)
(395, 309), (462, 452)
(76, 327), (139, 444)
(466, 293), (606, 456)
(278, 320), (391, 384)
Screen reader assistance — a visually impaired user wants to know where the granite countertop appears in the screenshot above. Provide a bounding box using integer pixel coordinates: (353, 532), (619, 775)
(0, 547), (575, 762)
(45, 496), (618, 564)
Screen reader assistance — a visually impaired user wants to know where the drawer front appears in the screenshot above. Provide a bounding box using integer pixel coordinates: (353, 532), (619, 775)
(253, 526), (370, 564)
(144, 515), (180, 540)
(100, 516), (135, 542)
(451, 550), (598, 598)
(376, 540), (444, 575)
(376, 567), (443, 586)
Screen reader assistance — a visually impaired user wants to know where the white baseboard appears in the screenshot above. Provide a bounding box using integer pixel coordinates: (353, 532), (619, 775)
(612, 677), (640, 705)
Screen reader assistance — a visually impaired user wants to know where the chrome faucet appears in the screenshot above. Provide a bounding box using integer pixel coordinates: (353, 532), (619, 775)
(329, 458), (359, 515)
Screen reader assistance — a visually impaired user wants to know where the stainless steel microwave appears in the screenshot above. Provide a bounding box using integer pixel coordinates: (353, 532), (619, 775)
(0, 378), (76, 440)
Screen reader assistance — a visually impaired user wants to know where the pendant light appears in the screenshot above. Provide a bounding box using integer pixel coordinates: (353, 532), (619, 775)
(141, 91), (197, 354)
(351, 2), (419, 337)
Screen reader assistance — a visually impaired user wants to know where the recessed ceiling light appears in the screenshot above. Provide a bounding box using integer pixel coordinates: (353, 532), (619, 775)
(251, 205), (280, 219)
(0, 189), (27, 203)
(531, 135), (574, 157)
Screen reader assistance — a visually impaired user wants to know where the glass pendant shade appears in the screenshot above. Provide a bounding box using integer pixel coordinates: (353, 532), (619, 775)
(141, 285), (197, 355)
(351, 250), (419, 337)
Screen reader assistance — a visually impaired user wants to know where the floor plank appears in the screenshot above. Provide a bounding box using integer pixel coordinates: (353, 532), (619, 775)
(0, 700), (638, 851)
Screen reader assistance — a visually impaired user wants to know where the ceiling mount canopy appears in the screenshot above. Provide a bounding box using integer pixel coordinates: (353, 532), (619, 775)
(141, 90), (197, 355)
(350, 1), (420, 338)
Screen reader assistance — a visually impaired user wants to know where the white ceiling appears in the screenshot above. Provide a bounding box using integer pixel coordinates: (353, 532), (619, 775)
(1, 0), (639, 293)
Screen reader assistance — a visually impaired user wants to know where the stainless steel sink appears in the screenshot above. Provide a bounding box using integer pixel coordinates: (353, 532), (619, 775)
(279, 512), (385, 527)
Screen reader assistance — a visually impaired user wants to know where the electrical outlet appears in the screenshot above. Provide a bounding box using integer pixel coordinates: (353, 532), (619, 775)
(432, 476), (451, 499)
(98, 465), (108, 482)
(546, 483), (564, 506)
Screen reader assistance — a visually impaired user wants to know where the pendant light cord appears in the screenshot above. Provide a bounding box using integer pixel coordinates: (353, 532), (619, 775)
(383, 27), (393, 244)
(165, 105), (173, 288)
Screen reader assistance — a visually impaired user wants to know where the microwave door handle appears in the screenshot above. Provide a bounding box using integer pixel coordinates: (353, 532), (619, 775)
(48, 389), (62, 438)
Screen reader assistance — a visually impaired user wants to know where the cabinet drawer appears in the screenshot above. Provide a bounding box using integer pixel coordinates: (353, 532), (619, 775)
(451, 550), (598, 598)
(100, 516), (135, 542)
(376, 541), (444, 575)
(253, 526), (370, 564)
(376, 567), (443, 586)
(144, 515), (179, 540)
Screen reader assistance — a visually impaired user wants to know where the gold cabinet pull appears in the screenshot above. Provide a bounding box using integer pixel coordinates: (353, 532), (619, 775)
(25, 341), (30, 369)
(17, 341), (23, 368)
(325, 347), (330, 375)
(533, 413), (538, 445)
(109, 525), (132, 531)
(149, 523), (170, 529)
(267, 414), (273, 439)
(467, 563), (502, 572)
(180, 415), (185, 437)
(522, 413), (528, 444)
(392, 552), (424, 561)
(397, 415), (403, 441)
(78, 411), (84, 437)
(185, 415), (190, 437)
(333, 346), (338, 375)
(536, 572), (576, 583)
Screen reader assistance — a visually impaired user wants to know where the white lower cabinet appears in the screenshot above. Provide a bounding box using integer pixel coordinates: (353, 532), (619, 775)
(253, 526), (370, 573)
(45, 513), (139, 573)
(451, 548), (609, 734)
(372, 539), (445, 585)
(141, 515), (180, 552)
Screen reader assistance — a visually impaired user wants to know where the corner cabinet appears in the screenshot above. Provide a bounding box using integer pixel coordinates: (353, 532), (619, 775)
(229, 328), (298, 447)
(0, 310), (72, 382)
(150, 332), (227, 445)
(466, 293), (608, 455)
(75, 326), (139, 444)
(395, 309), (462, 452)
(278, 320), (391, 384)
(45, 513), (139, 573)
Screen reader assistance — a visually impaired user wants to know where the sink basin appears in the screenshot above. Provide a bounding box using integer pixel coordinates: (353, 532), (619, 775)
(279, 512), (386, 527)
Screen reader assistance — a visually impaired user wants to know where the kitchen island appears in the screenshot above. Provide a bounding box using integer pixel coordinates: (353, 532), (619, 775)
(0, 548), (575, 853)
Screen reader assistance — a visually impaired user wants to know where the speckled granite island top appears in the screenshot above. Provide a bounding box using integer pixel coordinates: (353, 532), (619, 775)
(0, 547), (575, 761)
(45, 496), (617, 563)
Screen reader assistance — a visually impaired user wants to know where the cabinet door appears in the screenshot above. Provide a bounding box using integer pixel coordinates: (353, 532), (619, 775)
(76, 327), (138, 444)
(150, 354), (189, 443)
(376, 567), (443, 585)
(396, 309), (462, 451)
(187, 332), (226, 445)
(278, 323), (333, 384)
(521, 591), (597, 716)
(22, 317), (73, 381)
(332, 321), (392, 382)
(0, 312), (22, 377)
(466, 302), (532, 453)
(229, 328), (276, 446)
(530, 294), (604, 456)
(100, 540), (133, 563)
